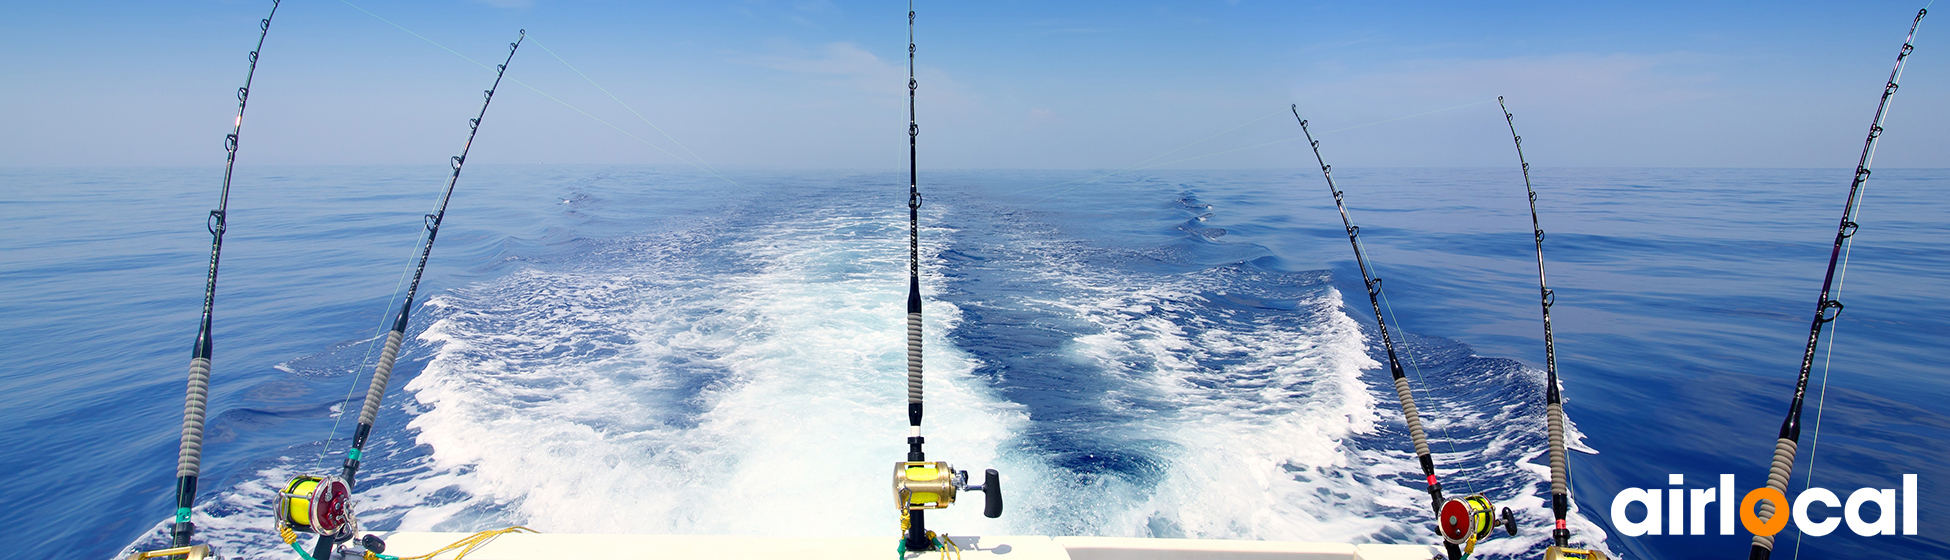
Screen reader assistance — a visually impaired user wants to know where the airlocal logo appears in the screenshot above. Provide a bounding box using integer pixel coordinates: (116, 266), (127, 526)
(1610, 474), (1918, 537)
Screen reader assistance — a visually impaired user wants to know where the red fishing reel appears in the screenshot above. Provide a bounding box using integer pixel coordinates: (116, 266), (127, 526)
(274, 475), (357, 540)
(1438, 494), (1516, 546)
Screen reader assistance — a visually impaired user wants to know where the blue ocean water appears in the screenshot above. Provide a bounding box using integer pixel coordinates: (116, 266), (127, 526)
(0, 166), (1944, 560)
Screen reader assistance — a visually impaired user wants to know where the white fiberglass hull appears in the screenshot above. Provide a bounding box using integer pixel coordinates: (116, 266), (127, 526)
(374, 532), (1439, 560)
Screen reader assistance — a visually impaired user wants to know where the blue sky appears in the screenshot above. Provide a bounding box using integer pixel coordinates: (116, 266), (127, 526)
(1, 0), (1943, 168)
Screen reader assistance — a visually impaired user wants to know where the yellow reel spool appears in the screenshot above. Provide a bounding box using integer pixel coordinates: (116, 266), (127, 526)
(1438, 494), (1499, 545)
(278, 477), (319, 529)
(894, 461), (958, 510)
(275, 475), (354, 537)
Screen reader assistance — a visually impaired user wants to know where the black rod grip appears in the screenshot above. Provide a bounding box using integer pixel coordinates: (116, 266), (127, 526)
(311, 535), (336, 560)
(982, 469), (1003, 518)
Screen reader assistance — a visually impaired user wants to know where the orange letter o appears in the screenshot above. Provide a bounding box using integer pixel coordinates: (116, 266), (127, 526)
(1740, 488), (1791, 536)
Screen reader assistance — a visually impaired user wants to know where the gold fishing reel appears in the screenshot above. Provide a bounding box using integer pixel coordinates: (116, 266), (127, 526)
(1438, 494), (1516, 547)
(273, 475), (357, 541)
(1544, 546), (1610, 560)
(894, 461), (1002, 518)
(124, 544), (218, 560)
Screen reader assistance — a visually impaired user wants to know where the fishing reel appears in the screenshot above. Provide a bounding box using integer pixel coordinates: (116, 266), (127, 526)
(1543, 546), (1610, 560)
(273, 475), (361, 550)
(893, 461), (1003, 518)
(124, 544), (219, 560)
(1438, 495), (1517, 551)
(892, 461), (1003, 552)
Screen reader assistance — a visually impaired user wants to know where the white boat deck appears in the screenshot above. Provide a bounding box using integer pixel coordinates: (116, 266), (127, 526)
(376, 532), (1440, 560)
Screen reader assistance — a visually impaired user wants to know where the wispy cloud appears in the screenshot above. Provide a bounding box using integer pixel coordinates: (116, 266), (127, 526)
(729, 39), (980, 124)
(748, 41), (894, 76)
(1295, 52), (1725, 119)
(1287, 52), (1744, 165)
(738, 41), (905, 96)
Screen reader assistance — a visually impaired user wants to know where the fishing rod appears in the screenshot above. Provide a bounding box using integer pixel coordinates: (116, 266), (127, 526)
(906, 0), (923, 472)
(890, 2), (1000, 553)
(1498, 97), (1609, 560)
(1292, 106), (1512, 560)
(271, 30), (524, 560)
(151, 3), (283, 557)
(1751, 9), (1925, 560)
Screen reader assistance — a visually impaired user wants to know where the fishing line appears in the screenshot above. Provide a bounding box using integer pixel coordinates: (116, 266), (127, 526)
(1292, 108), (1475, 560)
(1752, 8), (1923, 559)
(315, 224), (431, 471)
(531, 40), (733, 181)
(1800, 19), (1907, 494)
(1026, 99), (1495, 204)
(1792, 182), (1869, 560)
(318, 135), (523, 473)
(515, 77), (748, 189)
(1793, 322), (1843, 560)
(1795, 64), (1895, 560)
(337, 0), (747, 190)
(1362, 241), (1479, 498)
(337, 0), (477, 68)
(280, 28), (528, 560)
(1790, 176), (1875, 560)
(1792, 80), (1894, 556)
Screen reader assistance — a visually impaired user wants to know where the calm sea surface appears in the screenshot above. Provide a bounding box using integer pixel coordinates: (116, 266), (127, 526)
(1, 166), (1944, 560)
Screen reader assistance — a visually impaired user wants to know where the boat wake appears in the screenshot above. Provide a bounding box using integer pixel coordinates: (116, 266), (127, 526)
(119, 184), (1612, 559)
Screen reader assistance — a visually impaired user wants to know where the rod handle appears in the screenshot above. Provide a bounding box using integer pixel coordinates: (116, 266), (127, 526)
(311, 535), (335, 560)
(981, 469), (1003, 518)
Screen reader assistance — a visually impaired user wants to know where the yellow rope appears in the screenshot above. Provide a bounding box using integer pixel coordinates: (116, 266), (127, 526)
(939, 534), (961, 560)
(369, 527), (538, 560)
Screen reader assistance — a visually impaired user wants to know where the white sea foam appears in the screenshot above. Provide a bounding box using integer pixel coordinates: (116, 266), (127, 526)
(388, 203), (1033, 537)
(977, 226), (1412, 542)
(122, 195), (1611, 560)
(951, 204), (1616, 557)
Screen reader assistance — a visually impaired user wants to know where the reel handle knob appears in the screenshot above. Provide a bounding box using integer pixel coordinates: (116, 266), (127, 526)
(981, 469), (1003, 518)
(1501, 507), (1518, 536)
(361, 534), (387, 554)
